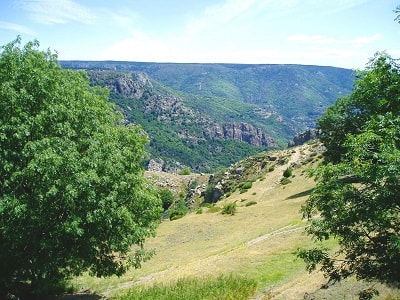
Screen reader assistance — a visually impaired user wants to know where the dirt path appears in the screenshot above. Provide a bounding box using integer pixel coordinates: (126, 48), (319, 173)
(246, 225), (304, 246)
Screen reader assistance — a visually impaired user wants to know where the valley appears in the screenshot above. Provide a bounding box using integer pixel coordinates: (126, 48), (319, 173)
(61, 61), (354, 173)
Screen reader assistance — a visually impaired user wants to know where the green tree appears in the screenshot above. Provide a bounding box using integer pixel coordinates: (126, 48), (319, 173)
(299, 53), (400, 298)
(0, 38), (161, 297)
(318, 52), (400, 163)
(159, 188), (174, 210)
(395, 5), (400, 23)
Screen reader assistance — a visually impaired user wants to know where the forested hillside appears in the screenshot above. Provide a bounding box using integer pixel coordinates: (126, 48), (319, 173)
(61, 61), (355, 172)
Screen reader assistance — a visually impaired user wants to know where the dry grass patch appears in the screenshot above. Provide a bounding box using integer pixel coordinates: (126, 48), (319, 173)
(70, 145), (400, 299)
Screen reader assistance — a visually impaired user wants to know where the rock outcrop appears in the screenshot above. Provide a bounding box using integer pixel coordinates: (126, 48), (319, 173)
(205, 122), (276, 147)
(288, 129), (319, 147)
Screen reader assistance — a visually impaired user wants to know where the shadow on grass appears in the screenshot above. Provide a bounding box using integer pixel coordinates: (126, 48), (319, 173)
(285, 188), (314, 200)
(50, 294), (104, 300)
(7, 294), (104, 300)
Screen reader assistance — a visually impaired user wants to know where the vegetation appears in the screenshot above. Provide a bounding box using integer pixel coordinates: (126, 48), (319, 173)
(280, 177), (292, 185)
(283, 167), (293, 178)
(239, 181), (253, 193)
(61, 61), (355, 171)
(48, 141), (399, 299)
(167, 198), (189, 221)
(178, 167), (191, 175)
(221, 202), (237, 215)
(113, 275), (257, 300)
(159, 188), (174, 210)
(299, 53), (400, 298)
(245, 200), (257, 207)
(0, 38), (161, 297)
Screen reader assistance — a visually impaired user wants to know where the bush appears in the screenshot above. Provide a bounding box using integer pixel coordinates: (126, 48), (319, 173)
(222, 202), (237, 215)
(159, 188), (174, 210)
(189, 179), (199, 190)
(179, 167), (191, 175)
(204, 183), (217, 203)
(167, 199), (188, 220)
(239, 181), (253, 193)
(245, 201), (257, 207)
(239, 181), (253, 189)
(280, 177), (292, 185)
(283, 168), (293, 178)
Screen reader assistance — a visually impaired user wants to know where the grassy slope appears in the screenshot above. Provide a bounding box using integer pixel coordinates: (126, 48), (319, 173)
(73, 144), (399, 300)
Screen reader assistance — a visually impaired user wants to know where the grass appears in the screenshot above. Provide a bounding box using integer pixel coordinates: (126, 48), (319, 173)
(112, 275), (256, 300)
(71, 144), (400, 299)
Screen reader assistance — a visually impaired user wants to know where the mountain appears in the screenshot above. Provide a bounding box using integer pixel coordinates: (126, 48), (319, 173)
(61, 61), (355, 172)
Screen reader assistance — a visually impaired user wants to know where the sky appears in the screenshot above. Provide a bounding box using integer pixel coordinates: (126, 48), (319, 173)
(0, 0), (399, 69)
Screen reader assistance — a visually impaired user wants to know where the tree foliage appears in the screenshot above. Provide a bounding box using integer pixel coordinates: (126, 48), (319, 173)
(299, 53), (400, 297)
(0, 38), (161, 296)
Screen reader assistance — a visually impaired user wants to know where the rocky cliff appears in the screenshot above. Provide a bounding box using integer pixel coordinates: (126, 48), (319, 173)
(88, 70), (277, 148)
(60, 61), (355, 172)
(206, 122), (276, 147)
(288, 129), (319, 147)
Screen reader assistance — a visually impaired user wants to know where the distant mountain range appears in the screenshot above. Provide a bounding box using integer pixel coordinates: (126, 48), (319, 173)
(61, 61), (355, 172)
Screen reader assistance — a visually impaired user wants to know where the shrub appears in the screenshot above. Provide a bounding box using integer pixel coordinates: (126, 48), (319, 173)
(167, 199), (188, 220)
(179, 167), (191, 175)
(240, 181), (253, 189)
(283, 167), (293, 178)
(239, 181), (253, 193)
(158, 188), (174, 210)
(204, 183), (217, 203)
(222, 202), (237, 215)
(280, 177), (292, 185)
(189, 179), (199, 190)
(245, 201), (257, 207)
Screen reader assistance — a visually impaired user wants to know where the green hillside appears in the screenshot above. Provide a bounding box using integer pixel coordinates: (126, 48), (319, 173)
(61, 61), (354, 172)
(70, 143), (399, 299)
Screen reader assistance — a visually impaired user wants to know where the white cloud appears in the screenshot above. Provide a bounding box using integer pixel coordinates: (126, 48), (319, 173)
(17, 0), (96, 25)
(0, 21), (35, 35)
(100, 31), (174, 62)
(96, 0), (389, 69)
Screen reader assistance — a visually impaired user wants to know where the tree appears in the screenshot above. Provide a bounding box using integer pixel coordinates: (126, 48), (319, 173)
(159, 188), (174, 210)
(318, 52), (400, 163)
(299, 53), (400, 298)
(0, 38), (161, 297)
(395, 5), (400, 23)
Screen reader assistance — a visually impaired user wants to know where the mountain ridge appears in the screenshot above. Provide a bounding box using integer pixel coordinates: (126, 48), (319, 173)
(61, 61), (355, 172)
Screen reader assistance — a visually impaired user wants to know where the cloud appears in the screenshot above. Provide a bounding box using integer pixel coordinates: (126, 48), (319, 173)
(0, 21), (35, 35)
(287, 34), (381, 48)
(17, 0), (96, 25)
(100, 31), (174, 62)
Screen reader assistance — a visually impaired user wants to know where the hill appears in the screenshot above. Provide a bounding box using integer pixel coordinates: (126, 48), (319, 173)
(61, 61), (354, 173)
(70, 142), (399, 299)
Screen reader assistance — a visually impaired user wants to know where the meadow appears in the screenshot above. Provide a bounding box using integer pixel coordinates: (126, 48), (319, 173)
(72, 144), (399, 300)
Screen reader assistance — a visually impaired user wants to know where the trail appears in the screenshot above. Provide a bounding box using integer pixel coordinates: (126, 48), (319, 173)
(246, 225), (304, 246)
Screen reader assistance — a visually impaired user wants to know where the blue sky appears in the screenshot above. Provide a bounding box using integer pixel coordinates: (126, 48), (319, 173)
(1, 0), (399, 69)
